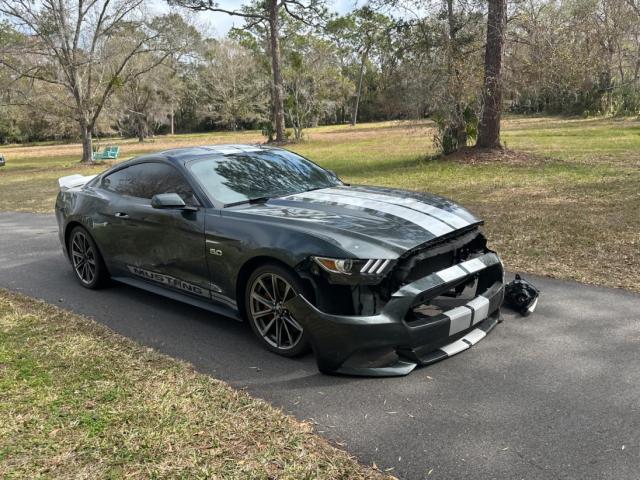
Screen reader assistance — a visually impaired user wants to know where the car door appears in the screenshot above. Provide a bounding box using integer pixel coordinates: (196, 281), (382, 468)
(97, 161), (211, 299)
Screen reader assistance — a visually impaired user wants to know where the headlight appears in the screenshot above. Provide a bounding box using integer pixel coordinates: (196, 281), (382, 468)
(313, 257), (354, 274)
(312, 256), (392, 276)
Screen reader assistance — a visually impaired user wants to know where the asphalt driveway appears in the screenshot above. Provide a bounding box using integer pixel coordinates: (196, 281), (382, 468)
(1, 212), (639, 479)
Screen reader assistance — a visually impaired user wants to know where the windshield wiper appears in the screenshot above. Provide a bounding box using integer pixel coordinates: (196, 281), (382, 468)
(224, 196), (270, 208)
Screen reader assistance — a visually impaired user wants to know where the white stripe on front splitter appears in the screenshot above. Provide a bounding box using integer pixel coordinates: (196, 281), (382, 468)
(440, 327), (487, 357)
(288, 191), (453, 236)
(324, 188), (470, 229)
(441, 338), (470, 356)
(463, 329), (486, 345)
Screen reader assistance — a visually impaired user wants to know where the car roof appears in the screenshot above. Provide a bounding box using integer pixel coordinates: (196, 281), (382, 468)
(129, 144), (284, 166)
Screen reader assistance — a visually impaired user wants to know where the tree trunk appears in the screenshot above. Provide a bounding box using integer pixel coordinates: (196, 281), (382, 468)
(80, 119), (93, 163)
(268, 0), (286, 143)
(444, 0), (467, 152)
(170, 105), (175, 135)
(351, 48), (368, 127)
(137, 114), (147, 142)
(477, 0), (507, 148)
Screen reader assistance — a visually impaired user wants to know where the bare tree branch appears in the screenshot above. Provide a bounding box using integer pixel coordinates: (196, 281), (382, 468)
(0, 0), (188, 161)
(169, 0), (268, 20)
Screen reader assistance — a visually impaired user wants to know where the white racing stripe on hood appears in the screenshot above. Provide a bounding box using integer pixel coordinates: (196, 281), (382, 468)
(286, 191), (454, 236)
(324, 187), (471, 229)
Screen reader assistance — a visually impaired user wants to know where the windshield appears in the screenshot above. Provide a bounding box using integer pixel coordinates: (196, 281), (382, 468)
(188, 149), (341, 206)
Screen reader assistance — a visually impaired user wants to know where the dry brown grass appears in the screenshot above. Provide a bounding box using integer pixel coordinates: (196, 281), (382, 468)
(445, 146), (549, 165)
(0, 289), (391, 479)
(2, 131), (265, 161)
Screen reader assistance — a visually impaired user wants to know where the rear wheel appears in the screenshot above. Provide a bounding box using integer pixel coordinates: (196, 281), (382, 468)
(245, 264), (310, 357)
(68, 226), (108, 289)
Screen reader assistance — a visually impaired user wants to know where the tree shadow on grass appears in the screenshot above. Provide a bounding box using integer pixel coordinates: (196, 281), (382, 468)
(334, 154), (441, 179)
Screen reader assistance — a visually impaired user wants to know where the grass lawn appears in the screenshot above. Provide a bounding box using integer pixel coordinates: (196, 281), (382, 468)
(0, 290), (388, 479)
(0, 116), (638, 292)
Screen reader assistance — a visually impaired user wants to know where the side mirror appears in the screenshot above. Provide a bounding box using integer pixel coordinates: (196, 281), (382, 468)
(151, 193), (192, 210)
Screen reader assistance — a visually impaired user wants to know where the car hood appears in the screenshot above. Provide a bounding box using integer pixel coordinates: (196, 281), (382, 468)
(224, 185), (482, 257)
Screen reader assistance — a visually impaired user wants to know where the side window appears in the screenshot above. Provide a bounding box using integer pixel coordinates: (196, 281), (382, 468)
(102, 166), (136, 196)
(102, 163), (199, 205)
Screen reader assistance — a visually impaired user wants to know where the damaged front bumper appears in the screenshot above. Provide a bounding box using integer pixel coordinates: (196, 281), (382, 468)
(286, 252), (504, 377)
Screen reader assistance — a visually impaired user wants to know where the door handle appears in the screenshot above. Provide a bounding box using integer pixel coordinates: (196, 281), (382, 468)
(114, 212), (129, 218)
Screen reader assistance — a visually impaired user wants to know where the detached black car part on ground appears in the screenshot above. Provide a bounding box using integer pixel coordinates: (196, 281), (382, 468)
(504, 274), (540, 316)
(56, 145), (504, 376)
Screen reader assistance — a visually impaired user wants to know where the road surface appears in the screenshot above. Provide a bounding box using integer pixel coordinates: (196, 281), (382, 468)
(1, 212), (639, 479)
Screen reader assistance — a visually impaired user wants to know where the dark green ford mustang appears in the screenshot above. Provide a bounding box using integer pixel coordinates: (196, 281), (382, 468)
(56, 145), (504, 376)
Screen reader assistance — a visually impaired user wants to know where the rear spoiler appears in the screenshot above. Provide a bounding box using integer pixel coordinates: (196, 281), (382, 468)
(58, 174), (97, 191)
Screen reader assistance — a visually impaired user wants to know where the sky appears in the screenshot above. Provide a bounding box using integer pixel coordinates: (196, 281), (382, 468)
(151, 0), (364, 37)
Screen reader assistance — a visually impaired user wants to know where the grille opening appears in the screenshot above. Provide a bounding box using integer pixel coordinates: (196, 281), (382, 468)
(403, 251), (455, 284)
(391, 230), (487, 289)
(403, 261), (504, 327)
(405, 279), (478, 325)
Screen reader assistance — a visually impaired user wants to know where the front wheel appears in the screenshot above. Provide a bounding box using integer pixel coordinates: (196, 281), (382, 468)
(245, 264), (310, 357)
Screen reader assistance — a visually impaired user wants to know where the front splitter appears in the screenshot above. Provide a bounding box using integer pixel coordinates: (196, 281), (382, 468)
(335, 313), (501, 377)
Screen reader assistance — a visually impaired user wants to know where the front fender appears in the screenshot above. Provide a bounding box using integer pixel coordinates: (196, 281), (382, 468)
(205, 211), (354, 301)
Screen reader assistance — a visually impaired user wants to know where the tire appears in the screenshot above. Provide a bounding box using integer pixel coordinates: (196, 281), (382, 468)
(244, 263), (311, 357)
(68, 226), (109, 289)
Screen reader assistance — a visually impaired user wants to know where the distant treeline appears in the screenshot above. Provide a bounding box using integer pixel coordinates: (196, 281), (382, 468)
(1, 0), (639, 146)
